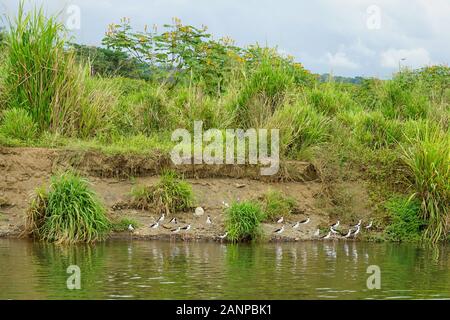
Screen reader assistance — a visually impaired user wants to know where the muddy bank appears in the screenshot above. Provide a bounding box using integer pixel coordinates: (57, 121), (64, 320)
(0, 147), (374, 241)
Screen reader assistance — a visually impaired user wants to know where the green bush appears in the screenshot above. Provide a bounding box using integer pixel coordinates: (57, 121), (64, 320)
(385, 197), (424, 242)
(260, 190), (297, 222)
(0, 108), (37, 142)
(225, 201), (265, 242)
(131, 170), (194, 214)
(25, 172), (111, 243)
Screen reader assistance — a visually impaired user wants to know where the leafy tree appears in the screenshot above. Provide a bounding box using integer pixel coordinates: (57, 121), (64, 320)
(70, 43), (150, 79)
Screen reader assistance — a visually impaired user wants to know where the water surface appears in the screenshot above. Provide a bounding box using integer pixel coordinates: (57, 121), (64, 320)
(0, 239), (449, 299)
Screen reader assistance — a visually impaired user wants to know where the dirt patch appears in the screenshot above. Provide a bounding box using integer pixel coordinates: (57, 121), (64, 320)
(0, 147), (374, 241)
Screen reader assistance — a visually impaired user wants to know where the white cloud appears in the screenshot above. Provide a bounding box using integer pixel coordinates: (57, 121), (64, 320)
(380, 48), (431, 69)
(325, 51), (359, 69)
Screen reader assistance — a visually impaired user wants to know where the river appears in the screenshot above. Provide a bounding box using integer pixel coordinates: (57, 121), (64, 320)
(0, 239), (449, 299)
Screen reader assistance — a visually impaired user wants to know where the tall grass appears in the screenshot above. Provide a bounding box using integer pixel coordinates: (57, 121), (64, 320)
(401, 126), (450, 243)
(265, 100), (329, 158)
(5, 3), (74, 131)
(25, 172), (111, 243)
(225, 201), (265, 242)
(4, 3), (112, 137)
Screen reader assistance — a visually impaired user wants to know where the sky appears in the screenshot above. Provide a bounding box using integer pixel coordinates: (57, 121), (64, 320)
(1, 0), (449, 78)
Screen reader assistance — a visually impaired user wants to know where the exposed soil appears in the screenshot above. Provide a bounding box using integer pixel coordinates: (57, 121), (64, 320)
(0, 147), (374, 241)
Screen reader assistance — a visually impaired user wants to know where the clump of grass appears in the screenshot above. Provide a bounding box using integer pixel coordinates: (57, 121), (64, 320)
(25, 172), (111, 243)
(401, 126), (450, 243)
(0, 108), (37, 142)
(384, 196), (424, 242)
(260, 190), (297, 222)
(352, 111), (402, 149)
(225, 201), (265, 242)
(232, 51), (294, 128)
(111, 218), (139, 232)
(130, 170), (194, 214)
(265, 101), (329, 158)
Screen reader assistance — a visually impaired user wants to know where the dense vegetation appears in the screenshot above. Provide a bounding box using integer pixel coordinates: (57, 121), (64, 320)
(25, 172), (111, 243)
(1, 5), (449, 242)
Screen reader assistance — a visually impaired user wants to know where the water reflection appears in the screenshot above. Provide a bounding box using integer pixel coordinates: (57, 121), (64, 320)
(0, 239), (449, 299)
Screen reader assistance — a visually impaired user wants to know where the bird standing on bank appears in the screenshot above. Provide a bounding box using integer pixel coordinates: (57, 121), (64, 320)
(150, 221), (159, 229)
(157, 213), (165, 223)
(277, 217), (284, 224)
(206, 215), (212, 224)
(181, 224), (191, 231)
(274, 226), (285, 234)
(365, 221), (373, 229)
(128, 224), (134, 232)
(218, 232), (228, 240)
(169, 217), (178, 224)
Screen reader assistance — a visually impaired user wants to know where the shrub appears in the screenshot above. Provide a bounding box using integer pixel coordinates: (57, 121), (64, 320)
(401, 126), (450, 243)
(25, 172), (111, 243)
(260, 190), (297, 222)
(0, 108), (37, 142)
(131, 170), (194, 214)
(384, 197), (424, 242)
(225, 201), (265, 242)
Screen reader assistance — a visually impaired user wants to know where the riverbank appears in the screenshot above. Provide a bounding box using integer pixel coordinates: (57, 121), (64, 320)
(0, 147), (376, 242)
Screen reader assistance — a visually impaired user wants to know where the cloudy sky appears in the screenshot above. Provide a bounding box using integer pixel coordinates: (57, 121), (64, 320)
(1, 0), (449, 78)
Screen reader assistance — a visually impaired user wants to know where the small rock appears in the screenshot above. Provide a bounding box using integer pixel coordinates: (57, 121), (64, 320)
(194, 207), (205, 217)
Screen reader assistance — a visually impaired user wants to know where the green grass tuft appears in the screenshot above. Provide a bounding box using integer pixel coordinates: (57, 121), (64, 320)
(225, 201), (265, 242)
(25, 171), (111, 243)
(0, 107), (37, 142)
(260, 190), (297, 222)
(131, 170), (194, 214)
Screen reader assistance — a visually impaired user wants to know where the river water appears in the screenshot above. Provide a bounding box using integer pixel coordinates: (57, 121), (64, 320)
(0, 239), (449, 300)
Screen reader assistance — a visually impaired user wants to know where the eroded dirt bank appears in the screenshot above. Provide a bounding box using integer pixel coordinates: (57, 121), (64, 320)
(0, 147), (373, 241)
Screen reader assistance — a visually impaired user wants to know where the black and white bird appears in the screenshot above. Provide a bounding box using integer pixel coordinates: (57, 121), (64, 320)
(330, 226), (338, 234)
(169, 217), (178, 224)
(277, 217), (284, 224)
(344, 229), (352, 238)
(171, 227), (181, 233)
(274, 226), (285, 234)
(292, 221), (300, 229)
(300, 218), (310, 225)
(323, 231), (332, 239)
(157, 213), (165, 223)
(181, 224), (191, 231)
(218, 232), (228, 239)
(128, 224), (134, 232)
(331, 220), (340, 229)
(352, 219), (362, 228)
(352, 225), (361, 237)
(365, 221), (373, 229)
(206, 215), (212, 224)
(150, 221), (159, 229)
